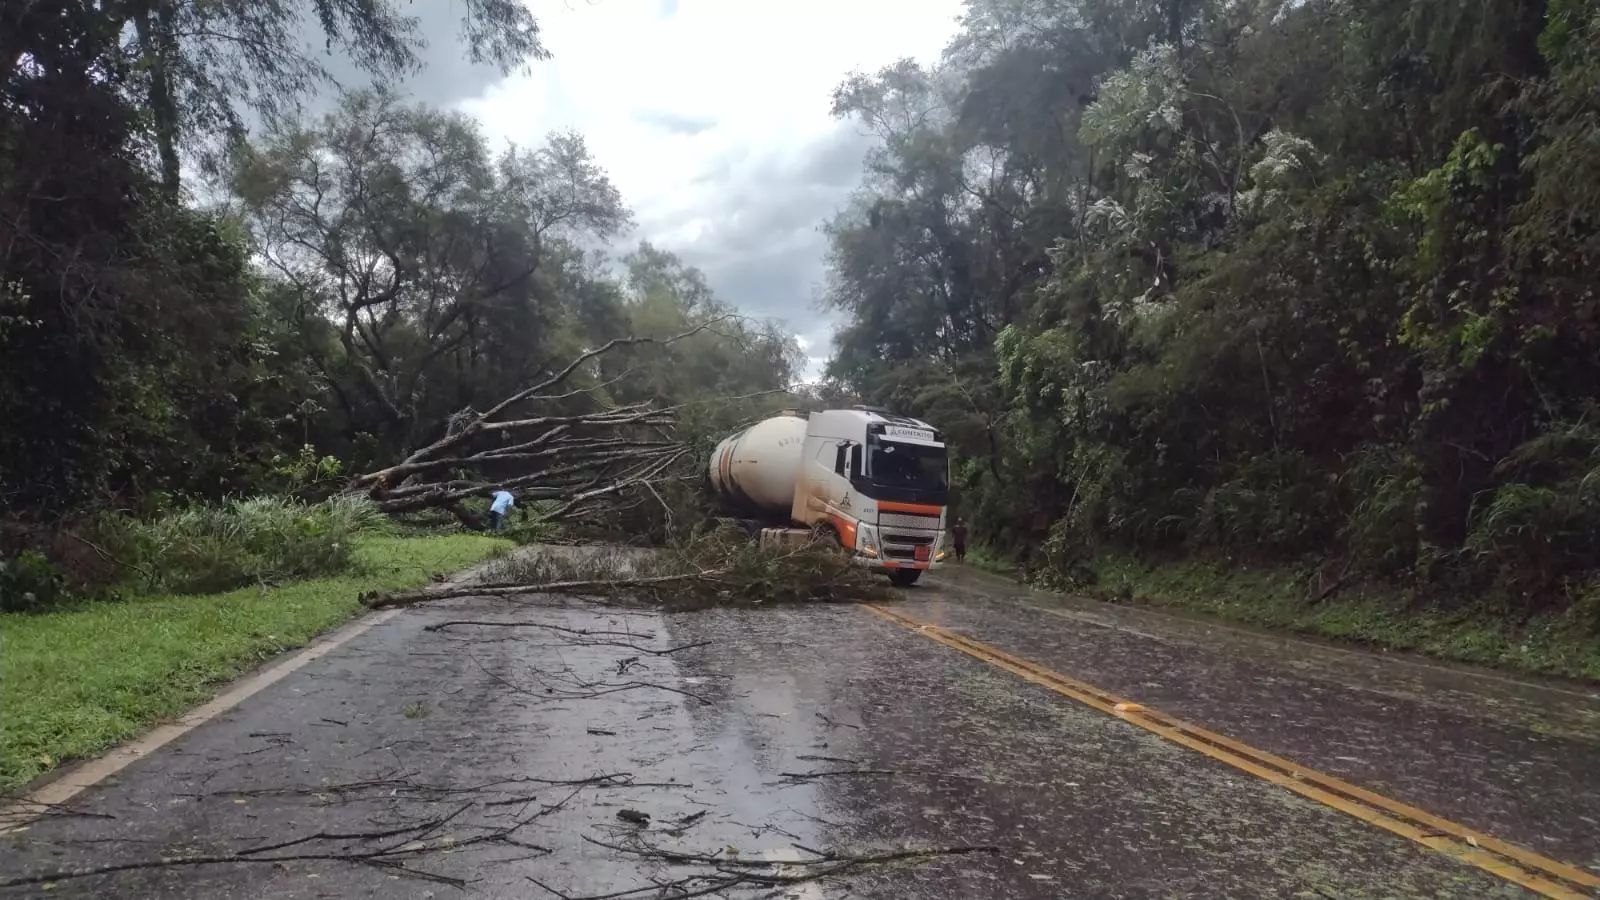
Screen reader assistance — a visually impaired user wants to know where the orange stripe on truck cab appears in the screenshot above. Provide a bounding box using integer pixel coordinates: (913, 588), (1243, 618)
(878, 500), (943, 516)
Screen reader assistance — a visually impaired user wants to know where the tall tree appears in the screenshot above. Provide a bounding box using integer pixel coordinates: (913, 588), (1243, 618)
(231, 88), (631, 457)
(1, 0), (268, 511)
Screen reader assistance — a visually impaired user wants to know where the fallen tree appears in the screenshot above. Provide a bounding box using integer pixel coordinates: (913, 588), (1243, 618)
(349, 321), (731, 526)
(360, 530), (895, 610)
(339, 318), (873, 608)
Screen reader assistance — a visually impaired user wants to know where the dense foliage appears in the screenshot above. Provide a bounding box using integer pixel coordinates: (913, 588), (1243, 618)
(13, 0), (1600, 627)
(1, 0), (795, 596)
(822, 0), (1600, 612)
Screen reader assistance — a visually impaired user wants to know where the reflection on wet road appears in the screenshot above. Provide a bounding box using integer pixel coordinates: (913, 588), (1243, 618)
(3, 563), (1599, 898)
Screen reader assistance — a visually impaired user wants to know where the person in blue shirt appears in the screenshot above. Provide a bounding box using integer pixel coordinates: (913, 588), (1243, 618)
(488, 487), (515, 532)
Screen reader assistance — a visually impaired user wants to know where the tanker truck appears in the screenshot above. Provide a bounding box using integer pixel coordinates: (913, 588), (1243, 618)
(706, 407), (950, 586)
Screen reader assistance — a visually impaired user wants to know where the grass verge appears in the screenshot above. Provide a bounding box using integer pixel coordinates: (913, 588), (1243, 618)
(0, 533), (509, 790)
(963, 545), (1020, 578)
(1093, 554), (1600, 682)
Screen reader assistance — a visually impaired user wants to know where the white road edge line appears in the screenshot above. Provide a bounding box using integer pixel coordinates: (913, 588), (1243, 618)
(0, 608), (403, 834)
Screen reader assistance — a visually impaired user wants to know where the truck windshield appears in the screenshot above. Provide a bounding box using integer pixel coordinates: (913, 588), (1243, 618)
(865, 438), (948, 492)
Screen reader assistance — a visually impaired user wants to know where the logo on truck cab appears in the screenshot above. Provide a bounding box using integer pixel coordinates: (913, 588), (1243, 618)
(882, 425), (936, 442)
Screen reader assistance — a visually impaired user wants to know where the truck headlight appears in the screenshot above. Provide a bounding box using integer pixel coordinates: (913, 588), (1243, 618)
(856, 524), (880, 557)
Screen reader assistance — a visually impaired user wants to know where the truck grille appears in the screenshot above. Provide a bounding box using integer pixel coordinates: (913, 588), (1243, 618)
(878, 512), (941, 530)
(882, 529), (939, 560)
(884, 533), (935, 546)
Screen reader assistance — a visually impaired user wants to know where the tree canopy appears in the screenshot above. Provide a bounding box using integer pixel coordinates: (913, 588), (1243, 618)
(822, 0), (1600, 607)
(1, 0), (797, 526)
(9, 0), (1600, 619)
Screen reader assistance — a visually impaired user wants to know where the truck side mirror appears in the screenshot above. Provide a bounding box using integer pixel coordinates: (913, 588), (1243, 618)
(834, 444), (847, 475)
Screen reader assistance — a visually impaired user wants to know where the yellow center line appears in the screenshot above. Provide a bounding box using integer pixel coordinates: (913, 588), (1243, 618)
(864, 603), (1600, 900)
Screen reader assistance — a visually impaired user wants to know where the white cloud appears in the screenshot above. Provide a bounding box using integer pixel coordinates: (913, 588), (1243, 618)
(459, 0), (964, 380)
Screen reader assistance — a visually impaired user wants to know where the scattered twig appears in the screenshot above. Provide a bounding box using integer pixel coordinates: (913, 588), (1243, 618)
(0, 807), (522, 890)
(426, 620), (658, 640)
(727, 819), (801, 841)
(546, 680), (713, 706)
(0, 798), (116, 822)
(241, 736), (294, 756)
(526, 837), (1000, 900)
(776, 769), (904, 781)
(364, 572), (712, 610)
(428, 619), (708, 656)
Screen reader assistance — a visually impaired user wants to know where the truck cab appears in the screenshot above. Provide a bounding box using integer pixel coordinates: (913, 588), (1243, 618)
(792, 408), (950, 585)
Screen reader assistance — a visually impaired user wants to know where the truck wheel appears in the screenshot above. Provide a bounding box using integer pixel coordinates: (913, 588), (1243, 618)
(888, 569), (922, 587)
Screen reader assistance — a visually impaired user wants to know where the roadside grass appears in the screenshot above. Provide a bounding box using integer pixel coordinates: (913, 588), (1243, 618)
(0, 533), (509, 790)
(1093, 554), (1600, 682)
(963, 545), (1020, 578)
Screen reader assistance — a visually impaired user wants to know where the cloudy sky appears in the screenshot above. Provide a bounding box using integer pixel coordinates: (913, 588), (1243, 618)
(395, 0), (965, 380)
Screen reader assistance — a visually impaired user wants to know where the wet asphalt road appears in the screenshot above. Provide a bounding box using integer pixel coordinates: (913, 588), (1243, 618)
(3, 562), (1599, 898)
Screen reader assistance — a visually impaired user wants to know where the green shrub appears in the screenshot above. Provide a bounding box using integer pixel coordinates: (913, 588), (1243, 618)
(1190, 450), (1337, 557)
(502, 501), (561, 545)
(1462, 424), (1600, 596)
(964, 545), (1018, 576)
(112, 494), (383, 594)
(0, 550), (68, 612)
(1339, 446), (1423, 577)
(267, 443), (347, 501)
(1033, 515), (1099, 591)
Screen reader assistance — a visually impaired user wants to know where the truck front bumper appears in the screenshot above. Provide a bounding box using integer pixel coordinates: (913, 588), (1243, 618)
(852, 552), (944, 574)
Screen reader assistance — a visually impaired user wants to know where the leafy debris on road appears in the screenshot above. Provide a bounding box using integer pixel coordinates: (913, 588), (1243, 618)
(361, 531), (892, 611)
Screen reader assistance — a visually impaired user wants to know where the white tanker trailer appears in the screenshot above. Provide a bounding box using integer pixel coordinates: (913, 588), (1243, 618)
(707, 406), (950, 586)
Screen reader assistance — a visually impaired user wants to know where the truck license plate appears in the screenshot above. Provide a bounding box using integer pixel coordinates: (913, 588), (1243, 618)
(914, 545), (930, 561)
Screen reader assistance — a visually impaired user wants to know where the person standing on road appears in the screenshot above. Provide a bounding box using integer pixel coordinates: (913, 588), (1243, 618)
(488, 487), (515, 533)
(950, 518), (968, 563)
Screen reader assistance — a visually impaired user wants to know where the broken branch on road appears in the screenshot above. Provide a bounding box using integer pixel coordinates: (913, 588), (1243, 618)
(190, 771), (678, 804)
(0, 803), (542, 891)
(527, 836), (1000, 900)
(6, 769), (718, 891)
(362, 530), (893, 611)
(777, 768), (904, 779)
(426, 619), (708, 655)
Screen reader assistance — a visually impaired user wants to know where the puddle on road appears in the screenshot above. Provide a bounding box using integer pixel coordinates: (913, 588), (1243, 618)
(408, 597), (849, 898)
